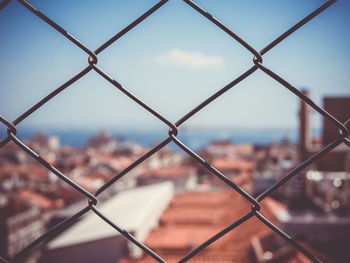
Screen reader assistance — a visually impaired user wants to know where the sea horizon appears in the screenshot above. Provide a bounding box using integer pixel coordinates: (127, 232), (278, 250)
(3, 126), (322, 151)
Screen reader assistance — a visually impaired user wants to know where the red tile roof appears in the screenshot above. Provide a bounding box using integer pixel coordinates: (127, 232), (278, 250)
(18, 189), (59, 210)
(120, 252), (249, 263)
(94, 152), (136, 171)
(169, 191), (235, 207)
(121, 189), (317, 263)
(211, 159), (255, 172)
(138, 166), (196, 178)
(160, 206), (229, 225)
(0, 164), (49, 182)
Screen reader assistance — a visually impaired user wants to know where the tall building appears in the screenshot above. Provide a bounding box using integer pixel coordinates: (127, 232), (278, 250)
(318, 97), (350, 171)
(298, 89), (312, 161)
(298, 92), (350, 171)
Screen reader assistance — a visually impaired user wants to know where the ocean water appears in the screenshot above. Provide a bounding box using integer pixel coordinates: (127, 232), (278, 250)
(3, 126), (310, 151)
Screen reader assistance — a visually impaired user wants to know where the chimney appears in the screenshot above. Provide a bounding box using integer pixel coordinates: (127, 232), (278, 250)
(298, 89), (311, 161)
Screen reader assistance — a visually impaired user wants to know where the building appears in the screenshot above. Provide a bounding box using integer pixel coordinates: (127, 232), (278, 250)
(0, 195), (46, 263)
(306, 170), (350, 213)
(88, 131), (117, 153)
(205, 141), (254, 160)
(276, 209), (350, 263)
(264, 93), (350, 262)
(322, 97), (350, 146)
(136, 165), (197, 192)
(299, 94), (350, 171)
(317, 96), (350, 171)
(121, 190), (311, 263)
(44, 182), (174, 263)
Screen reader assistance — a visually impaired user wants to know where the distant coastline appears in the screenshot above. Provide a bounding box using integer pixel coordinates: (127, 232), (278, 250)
(6, 126), (321, 150)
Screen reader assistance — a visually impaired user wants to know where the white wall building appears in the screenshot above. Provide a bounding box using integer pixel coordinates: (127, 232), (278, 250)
(45, 182), (174, 263)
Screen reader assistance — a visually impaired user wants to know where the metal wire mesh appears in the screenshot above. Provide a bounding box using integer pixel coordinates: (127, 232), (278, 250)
(0, 0), (349, 262)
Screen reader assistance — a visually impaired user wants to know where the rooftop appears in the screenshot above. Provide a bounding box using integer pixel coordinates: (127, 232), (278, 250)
(47, 182), (174, 250)
(211, 159), (255, 172)
(121, 189), (315, 263)
(138, 166), (196, 178)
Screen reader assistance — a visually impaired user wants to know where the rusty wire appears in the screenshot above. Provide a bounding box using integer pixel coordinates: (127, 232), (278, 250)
(0, 0), (349, 263)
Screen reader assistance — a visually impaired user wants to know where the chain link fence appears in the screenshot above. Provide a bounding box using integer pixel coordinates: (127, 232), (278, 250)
(0, 0), (349, 262)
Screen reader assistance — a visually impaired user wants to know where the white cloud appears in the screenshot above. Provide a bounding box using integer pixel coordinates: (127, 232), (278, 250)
(154, 48), (224, 69)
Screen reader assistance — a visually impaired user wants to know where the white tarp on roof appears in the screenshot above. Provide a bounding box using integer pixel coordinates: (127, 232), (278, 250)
(48, 181), (174, 250)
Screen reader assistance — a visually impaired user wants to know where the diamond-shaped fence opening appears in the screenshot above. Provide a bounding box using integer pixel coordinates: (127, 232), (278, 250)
(0, 0), (349, 263)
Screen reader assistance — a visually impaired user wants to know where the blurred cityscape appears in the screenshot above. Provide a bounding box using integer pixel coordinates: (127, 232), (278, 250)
(0, 92), (349, 263)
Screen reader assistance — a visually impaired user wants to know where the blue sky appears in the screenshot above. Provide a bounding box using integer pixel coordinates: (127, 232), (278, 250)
(0, 0), (349, 134)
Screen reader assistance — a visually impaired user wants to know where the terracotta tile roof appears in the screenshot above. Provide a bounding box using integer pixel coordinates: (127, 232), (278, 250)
(160, 206), (229, 225)
(120, 252), (249, 263)
(87, 172), (111, 181)
(18, 189), (58, 210)
(0, 164), (49, 182)
(147, 216), (271, 253)
(107, 156), (134, 171)
(144, 192), (274, 255)
(120, 189), (317, 263)
(145, 224), (224, 250)
(161, 191), (251, 225)
(121, 250), (311, 263)
(171, 191), (233, 207)
(211, 159), (255, 172)
(207, 143), (254, 158)
(94, 152), (135, 171)
(138, 166), (196, 178)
